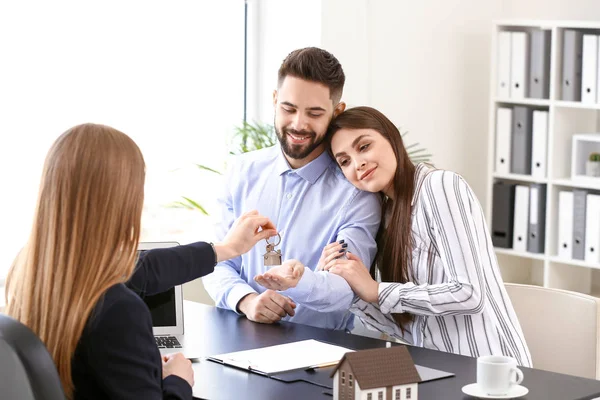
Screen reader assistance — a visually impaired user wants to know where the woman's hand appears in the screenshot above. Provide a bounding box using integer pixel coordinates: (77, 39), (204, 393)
(254, 259), (305, 291)
(216, 210), (277, 262)
(327, 252), (379, 303)
(316, 240), (348, 271)
(162, 353), (194, 388)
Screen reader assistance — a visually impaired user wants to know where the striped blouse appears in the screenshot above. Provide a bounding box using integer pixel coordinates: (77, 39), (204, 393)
(351, 163), (532, 367)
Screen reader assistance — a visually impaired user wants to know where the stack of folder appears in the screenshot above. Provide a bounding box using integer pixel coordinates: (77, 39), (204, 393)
(491, 182), (546, 254)
(495, 106), (548, 177)
(557, 190), (600, 263)
(497, 29), (551, 100)
(562, 30), (600, 104)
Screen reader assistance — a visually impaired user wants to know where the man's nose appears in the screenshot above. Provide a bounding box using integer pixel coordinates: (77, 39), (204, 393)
(290, 113), (308, 131)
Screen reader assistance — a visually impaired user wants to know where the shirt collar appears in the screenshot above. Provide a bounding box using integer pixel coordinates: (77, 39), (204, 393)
(275, 147), (333, 184)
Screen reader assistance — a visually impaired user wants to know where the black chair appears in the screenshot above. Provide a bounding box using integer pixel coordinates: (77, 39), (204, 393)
(0, 313), (65, 400)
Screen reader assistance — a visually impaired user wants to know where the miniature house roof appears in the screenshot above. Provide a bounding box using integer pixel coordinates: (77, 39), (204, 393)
(330, 346), (421, 390)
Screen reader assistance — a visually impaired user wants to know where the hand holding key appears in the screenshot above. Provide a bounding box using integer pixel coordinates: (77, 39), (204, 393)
(255, 259), (305, 291)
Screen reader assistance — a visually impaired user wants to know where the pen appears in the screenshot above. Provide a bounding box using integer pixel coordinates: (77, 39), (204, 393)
(306, 361), (339, 370)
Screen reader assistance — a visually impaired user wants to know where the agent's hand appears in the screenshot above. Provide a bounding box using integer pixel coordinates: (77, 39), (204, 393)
(237, 290), (296, 324)
(254, 259), (305, 291)
(216, 210), (277, 262)
(327, 252), (379, 303)
(316, 240), (348, 271)
(162, 353), (194, 388)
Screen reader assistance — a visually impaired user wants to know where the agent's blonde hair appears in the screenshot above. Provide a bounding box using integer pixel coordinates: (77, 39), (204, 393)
(6, 123), (145, 398)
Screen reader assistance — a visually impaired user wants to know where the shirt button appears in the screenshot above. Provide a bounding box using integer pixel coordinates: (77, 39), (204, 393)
(286, 193), (293, 199)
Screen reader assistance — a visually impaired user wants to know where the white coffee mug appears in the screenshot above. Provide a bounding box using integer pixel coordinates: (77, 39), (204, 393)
(477, 355), (524, 396)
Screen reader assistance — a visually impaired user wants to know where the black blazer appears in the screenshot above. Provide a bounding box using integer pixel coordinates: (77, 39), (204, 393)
(72, 241), (215, 400)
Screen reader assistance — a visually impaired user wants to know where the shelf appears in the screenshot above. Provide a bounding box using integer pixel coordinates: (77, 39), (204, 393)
(548, 256), (600, 270)
(494, 248), (546, 261)
(494, 98), (550, 107)
(553, 101), (600, 110)
(493, 173), (548, 183)
(552, 178), (600, 191)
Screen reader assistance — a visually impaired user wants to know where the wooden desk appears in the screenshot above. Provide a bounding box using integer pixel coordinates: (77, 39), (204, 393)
(184, 301), (600, 400)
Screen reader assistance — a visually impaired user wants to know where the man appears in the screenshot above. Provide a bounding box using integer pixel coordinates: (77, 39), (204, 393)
(204, 47), (381, 330)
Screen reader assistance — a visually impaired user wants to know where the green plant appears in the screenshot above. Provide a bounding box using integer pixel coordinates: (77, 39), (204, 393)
(172, 123), (431, 215)
(589, 152), (600, 162)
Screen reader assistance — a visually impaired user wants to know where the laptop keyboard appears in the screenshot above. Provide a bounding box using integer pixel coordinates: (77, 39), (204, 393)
(155, 335), (182, 349)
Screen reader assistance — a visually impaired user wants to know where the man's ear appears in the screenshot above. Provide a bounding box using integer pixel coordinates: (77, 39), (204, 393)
(272, 90), (278, 108)
(333, 102), (346, 117)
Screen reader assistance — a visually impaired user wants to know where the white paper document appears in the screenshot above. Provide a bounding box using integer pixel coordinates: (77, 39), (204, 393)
(206, 339), (354, 375)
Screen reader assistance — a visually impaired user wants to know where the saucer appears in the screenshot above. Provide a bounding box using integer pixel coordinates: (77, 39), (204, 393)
(462, 383), (529, 399)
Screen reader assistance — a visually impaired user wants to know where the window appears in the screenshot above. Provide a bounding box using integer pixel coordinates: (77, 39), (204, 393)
(367, 394), (372, 400)
(378, 392), (383, 400)
(341, 371), (345, 385)
(0, 1), (245, 279)
(406, 387), (412, 399)
(348, 373), (353, 388)
(395, 388), (401, 400)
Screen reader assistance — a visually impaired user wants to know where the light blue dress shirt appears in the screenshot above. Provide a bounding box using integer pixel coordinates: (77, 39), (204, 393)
(203, 145), (381, 330)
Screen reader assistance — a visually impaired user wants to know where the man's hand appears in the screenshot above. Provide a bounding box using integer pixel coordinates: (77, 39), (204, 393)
(237, 290), (296, 324)
(254, 259), (305, 291)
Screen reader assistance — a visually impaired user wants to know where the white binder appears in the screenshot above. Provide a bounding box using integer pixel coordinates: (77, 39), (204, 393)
(558, 191), (574, 259)
(581, 34), (598, 104)
(513, 185), (530, 252)
(495, 108), (512, 174)
(497, 31), (512, 98)
(531, 110), (548, 179)
(585, 194), (600, 263)
(510, 32), (529, 99)
(597, 36), (600, 105)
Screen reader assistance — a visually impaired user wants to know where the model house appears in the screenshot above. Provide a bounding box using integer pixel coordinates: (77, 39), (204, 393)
(331, 346), (421, 400)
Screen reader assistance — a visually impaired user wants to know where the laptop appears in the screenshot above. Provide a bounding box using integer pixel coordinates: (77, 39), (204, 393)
(138, 241), (200, 359)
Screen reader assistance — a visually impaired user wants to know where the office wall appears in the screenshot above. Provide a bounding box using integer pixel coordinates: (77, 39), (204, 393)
(321, 0), (502, 203)
(499, 0), (600, 20)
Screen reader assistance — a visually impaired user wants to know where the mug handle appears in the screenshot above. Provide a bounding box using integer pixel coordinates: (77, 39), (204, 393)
(511, 367), (524, 385)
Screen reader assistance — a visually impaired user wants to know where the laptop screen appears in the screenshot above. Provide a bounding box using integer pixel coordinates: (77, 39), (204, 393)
(138, 250), (177, 327)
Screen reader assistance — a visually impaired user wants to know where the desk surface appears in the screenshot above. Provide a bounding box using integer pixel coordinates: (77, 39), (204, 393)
(184, 301), (600, 400)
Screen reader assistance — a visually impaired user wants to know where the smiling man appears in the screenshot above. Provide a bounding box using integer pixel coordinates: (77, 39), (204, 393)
(203, 47), (381, 330)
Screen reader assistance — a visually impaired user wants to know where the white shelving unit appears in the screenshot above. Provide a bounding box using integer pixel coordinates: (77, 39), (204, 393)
(486, 20), (600, 298)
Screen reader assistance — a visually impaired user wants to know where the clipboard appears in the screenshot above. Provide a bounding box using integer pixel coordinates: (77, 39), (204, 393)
(205, 339), (353, 376)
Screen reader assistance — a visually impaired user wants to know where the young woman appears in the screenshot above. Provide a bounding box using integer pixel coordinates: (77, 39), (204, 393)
(5, 123), (278, 399)
(256, 106), (531, 367)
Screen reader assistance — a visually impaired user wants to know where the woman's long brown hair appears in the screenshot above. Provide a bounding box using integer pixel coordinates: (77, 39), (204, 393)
(327, 107), (416, 331)
(5, 124), (145, 398)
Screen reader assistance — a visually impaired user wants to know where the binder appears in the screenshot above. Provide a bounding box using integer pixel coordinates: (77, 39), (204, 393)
(497, 31), (512, 98)
(492, 182), (516, 248)
(529, 29), (551, 99)
(531, 110), (548, 179)
(585, 194), (600, 263)
(495, 108), (512, 174)
(510, 106), (533, 175)
(513, 185), (530, 252)
(562, 30), (583, 101)
(581, 34), (598, 104)
(510, 32), (529, 99)
(558, 191), (574, 259)
(527, 184), (547, 254)
(597, 37), (600, 105)
(572, 189), (588, 260)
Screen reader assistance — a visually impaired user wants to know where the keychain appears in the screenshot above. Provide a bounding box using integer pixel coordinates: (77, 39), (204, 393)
(263, 233), (282, 266)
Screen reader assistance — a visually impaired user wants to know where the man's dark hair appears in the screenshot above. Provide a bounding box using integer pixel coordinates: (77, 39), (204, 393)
(277, 47), (345, 104)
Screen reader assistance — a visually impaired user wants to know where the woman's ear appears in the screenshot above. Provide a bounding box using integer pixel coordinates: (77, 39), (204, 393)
(333, 102), (346, 117)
